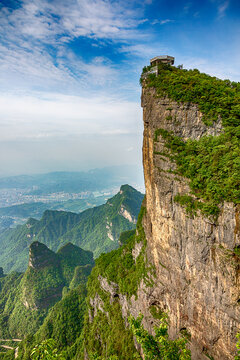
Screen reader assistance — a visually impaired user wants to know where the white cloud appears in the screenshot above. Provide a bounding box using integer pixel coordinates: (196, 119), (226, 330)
(0, 0), (145, 45)
(119, 43), (168, 59)
(151, 19), (174, 25)
(0, 0), (149, 93)
(0, 92), (142, 141)
(218, 1), (229, 18)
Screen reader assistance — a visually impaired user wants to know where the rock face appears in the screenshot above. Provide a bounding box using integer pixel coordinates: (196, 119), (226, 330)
(141, 87), (240, 359)
(29, 241), (59, 269)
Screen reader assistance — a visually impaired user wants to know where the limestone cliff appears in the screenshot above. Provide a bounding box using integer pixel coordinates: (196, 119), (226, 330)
(82, 68), (240, 360)
(140, 86), (240, 359)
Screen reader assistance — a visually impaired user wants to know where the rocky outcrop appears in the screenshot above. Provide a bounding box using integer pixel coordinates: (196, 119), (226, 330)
(86, 86), (239, 360)
(119, 205), (137, 224)
(140, 87), (240, 359)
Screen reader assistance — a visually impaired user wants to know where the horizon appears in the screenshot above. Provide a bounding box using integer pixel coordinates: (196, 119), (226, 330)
(0, 0), (239, 177)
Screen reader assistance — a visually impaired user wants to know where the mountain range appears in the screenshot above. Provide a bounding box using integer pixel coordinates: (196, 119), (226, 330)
(0, 185), (144, 273)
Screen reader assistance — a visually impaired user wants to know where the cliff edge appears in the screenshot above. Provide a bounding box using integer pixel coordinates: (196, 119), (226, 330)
(141, 68), (240, 359)
(83, 65), (239, 360)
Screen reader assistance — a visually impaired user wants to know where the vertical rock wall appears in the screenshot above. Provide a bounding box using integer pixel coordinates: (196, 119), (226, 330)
(141, 86), (240, 359)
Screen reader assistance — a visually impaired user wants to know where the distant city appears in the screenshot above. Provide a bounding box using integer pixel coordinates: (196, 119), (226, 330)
(0, 188), (117, 208)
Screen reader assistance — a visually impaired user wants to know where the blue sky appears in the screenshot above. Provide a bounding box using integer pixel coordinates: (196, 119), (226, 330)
(0, 0), (239, 177)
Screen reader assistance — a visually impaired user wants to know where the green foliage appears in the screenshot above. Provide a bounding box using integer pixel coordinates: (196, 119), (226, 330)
(143, 64), (240, 219)
(31, 339), (65, 360)
(0, 242), (94, 340)
(143, 63), (240, 128)
(235, 333), (240, 360)
(87, 206), (153, 299)
(35, 285), (87, 350)
(154, 128), (239, 219)
(129, 314), (191, 360)
(82, 301), (140, 360)
(118, 229), (136, 245)
(80, 206), (153, 359)
(89, 355), (119, 360)
(0, 185), (144, 273)
(149, 305), (164, 320)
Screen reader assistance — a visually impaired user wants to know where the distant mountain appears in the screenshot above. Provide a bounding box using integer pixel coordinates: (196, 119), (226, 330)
(0, 241), (94, 339)
(0, 195), (111, 220)
(0, 166), (144, 194)
(0, 185), (144, 273)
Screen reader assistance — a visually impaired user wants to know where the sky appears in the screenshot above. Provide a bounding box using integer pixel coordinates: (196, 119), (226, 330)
(0, 0), (240, 177)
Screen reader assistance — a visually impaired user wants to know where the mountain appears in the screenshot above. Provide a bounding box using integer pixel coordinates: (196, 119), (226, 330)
(78, 64), (240, 359)
(0, 241), (94, 339)
(0, 185), (144, 273)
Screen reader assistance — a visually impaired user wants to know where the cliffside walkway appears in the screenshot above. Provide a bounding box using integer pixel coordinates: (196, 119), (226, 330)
(0, 345), (14, 349)
(0, 339), (22, 342)
(0, 339), (22, 357)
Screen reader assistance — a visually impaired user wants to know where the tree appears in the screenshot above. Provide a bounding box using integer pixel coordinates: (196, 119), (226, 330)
(235, 333), (240, 360)
(129, 313), (191, 360)
(31, 339), (65, 360)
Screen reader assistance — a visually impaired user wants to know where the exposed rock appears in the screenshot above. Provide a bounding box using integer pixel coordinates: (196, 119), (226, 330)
(119, 205), (137, 224)
(106, 220), (115, 241)
(87, 87), (239, 360)
(140, 88), (240, 359)
(132, 241), (143, 261)
(89, 293), (106, 319)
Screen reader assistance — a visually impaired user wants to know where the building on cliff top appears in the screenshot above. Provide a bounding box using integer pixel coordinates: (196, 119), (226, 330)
(150, 55), (175, 66)
(142, 55), (175, 79)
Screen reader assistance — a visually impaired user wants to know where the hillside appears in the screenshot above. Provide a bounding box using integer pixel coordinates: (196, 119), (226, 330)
(0, 241), (94, 340)
(0, 185), (144, 273)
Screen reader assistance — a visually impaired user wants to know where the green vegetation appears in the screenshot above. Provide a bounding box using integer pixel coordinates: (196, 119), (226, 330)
(0, 185), (144, 273)
(82, 301), (140, 360)
(0, 272), (23, 338)
(142, 63), (240, 128)
(34, 285), (87, 350)
(87, 206), (153, 299)
(0, 242), (94, 341)
(235, 333), (240, 360)
(81, 205), (156, 359)
(31, 339), (65, 360)
(144, 64), (240, 219)
(129, 314), (191, 360)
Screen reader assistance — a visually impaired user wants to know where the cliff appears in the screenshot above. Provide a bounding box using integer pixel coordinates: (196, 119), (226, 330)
(141, 86), (240, 359)
(81, 66), (240, 360)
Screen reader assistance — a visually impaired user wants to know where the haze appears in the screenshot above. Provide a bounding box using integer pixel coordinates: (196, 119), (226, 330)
(0, 0), (239, 177)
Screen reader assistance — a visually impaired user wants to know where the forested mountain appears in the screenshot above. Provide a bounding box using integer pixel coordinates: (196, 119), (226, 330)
(0, 242), (94, 341)
(0, 185), (144, 273)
